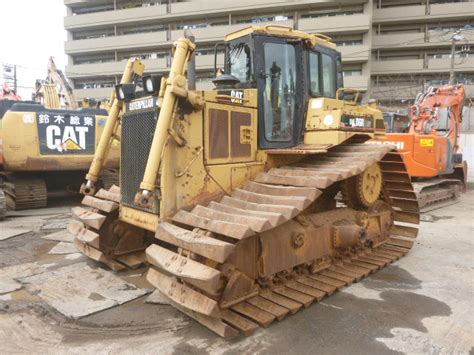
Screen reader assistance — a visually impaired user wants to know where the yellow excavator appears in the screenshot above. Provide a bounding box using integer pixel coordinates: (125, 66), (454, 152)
(0, 60), (143, 218)
(33, 57), (78, 110)
(71, 26), (420, 337)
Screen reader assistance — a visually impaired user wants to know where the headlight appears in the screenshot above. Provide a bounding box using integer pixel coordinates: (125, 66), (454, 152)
(142, 75), (162, 95)
(118, 87), (125, 100)
(114, 83), (136, 102)
(145, 78), (154, 92)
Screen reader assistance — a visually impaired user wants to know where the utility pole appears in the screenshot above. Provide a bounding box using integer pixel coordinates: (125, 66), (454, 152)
(2, 63), (17, 92)
(449, 35), (456, 85)
(13, 64), (17, 92)
(449, 29), (465, 85)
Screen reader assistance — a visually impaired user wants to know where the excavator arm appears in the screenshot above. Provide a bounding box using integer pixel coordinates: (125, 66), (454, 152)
(46, 57), (78, 110)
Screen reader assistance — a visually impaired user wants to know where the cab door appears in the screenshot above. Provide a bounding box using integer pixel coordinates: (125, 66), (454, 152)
(254, 35), (304, 149)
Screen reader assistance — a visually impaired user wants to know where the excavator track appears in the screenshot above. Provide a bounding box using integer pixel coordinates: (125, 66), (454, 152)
(413, 179), (462, 212)
(142, 143), (420, 337)
(72, 143), (419, 337)
(2, 176), (47, 210)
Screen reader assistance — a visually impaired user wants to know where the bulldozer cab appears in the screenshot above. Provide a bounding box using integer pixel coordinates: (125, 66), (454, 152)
(222, 26), (343, 149)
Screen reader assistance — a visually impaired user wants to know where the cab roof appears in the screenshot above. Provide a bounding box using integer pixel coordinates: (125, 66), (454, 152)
(224, 25), (337, 49)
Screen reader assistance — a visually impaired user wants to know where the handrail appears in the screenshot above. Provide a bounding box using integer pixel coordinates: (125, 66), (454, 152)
(336, 87), (361, 104)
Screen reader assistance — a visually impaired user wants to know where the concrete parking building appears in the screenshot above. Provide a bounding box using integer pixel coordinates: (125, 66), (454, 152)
(63, 0), (474, 106)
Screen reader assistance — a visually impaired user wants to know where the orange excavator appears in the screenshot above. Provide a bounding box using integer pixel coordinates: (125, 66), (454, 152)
(372, 84), (467, 211)
(0, 83), (23, 117)
(0, 83), (21, 101)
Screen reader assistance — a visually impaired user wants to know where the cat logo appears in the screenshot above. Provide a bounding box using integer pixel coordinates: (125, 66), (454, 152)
(46, 125), (89, 152)
(37, 111), (96, 155)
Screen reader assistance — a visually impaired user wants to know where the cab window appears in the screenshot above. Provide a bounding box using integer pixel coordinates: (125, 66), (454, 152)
(228, 42), (252, 83)
(435, 108), (450, 135)
(309, 52), (320, 95)
(322, 53), (336, 98)
(262, 42), (297, 142)
(309, 51), (337, 98)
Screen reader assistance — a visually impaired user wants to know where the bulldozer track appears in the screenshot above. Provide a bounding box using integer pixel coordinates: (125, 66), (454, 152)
(102, 169), (120, 190)
(2, 176), (47, 211)
(69, 184), (148, 271)
(72, 143), (420, 337)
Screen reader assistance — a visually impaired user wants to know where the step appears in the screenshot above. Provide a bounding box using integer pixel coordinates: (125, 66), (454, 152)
(259, 291), (302, 314)
(71, 207), (106, 230)
(146, 267), (220, 318)
(268, 168), (344, 182)
(244, 181), (321, 200)
(273, 286), (314, 307)
(233, 188), (311, 211)
(172, 210), (254, 240)
(255, 172), (332, 189)
(68, 220), (99, 249)
(246, 296), (289, 321)
(155, 222), (234, 263)
(82, 195), (118, 213)
(231, 302), (276, 328)
(296, 276), (336, 296)
(191, 205), (272, 232)
(219, 196), (298, 220)
(221, 309), (258, 336)
(95, 188), (120, 203)
(207, 201), (286, 227)
(390, 224), (418, 238)
(73, 239), (125, 271)
(146, 244), (221, 295)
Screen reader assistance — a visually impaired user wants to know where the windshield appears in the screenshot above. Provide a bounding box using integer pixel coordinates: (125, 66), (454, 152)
(383, 113), (410, 133)
(227, 41), (252, 83)
(435, 108), (450, 135)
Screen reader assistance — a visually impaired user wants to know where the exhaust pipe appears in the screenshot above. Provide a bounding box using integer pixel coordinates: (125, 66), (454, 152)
(184, 28), (196, 91)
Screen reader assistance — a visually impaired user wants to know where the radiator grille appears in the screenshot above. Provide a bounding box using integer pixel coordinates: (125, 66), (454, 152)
(121, 107), (160, 214)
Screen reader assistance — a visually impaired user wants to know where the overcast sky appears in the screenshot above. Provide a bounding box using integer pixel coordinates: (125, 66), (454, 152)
(0, 0), (66, 99)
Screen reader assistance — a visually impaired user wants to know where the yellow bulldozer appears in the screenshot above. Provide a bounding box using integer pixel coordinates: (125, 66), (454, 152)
(70, 26), (420, 337)
(0, 60), (143, 218)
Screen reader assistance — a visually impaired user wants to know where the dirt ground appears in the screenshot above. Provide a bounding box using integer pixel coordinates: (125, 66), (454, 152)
(0, 189), (473, 354)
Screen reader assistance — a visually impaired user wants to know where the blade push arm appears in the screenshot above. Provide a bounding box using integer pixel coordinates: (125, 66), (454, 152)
(135, 37), (196, 208)
(81, 58), (145, 195)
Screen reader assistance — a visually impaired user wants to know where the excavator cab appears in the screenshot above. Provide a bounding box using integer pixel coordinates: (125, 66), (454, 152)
(383, 112), (410, 133)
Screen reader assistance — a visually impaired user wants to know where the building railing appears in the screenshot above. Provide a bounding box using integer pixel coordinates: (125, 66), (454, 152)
(374, 1), (473, 22)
